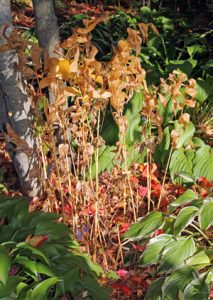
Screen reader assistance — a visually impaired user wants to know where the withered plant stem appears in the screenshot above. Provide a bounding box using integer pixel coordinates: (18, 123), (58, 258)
(157, 147), (173, 209)
(94, 109), (101, 261)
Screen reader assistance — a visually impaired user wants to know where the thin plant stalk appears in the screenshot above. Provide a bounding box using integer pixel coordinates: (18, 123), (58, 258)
(157, 147), (173, 209)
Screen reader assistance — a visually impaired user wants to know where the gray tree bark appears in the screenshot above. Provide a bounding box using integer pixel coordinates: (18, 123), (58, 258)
(0, 0), (43, 197)
(32, 0), (59, 58)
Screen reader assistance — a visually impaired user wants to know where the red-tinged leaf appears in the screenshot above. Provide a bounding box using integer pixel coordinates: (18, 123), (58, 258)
(140, 278), (149, 287)
(131, 243), (146, 252)
(198, 177), (213, 188)
(151, 182), (162, 191)
(200, 188), (209, 198)
(112, 283), (120, 290)
(64, 204), (72, 215)
(138, 186), (148, 197)
(83, 204), (96, 216)
(120, 223), (130, 233)
(130, 176), (139, 184)
(159, 197), (170, 208)
(25, 235), (49, 247)
(121, 285), (132, 296)
(210, 289), (213, 299)
(152, 229), (164, 237)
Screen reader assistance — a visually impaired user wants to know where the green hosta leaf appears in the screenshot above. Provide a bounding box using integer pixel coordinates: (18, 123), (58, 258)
(192, 137), (205, 148)
(0, 245), (11, 285)
(195, 77), (213, 103)
(144, 277), (165, 300)
(162, 97), (173, 127)
(187, 44), (206, 57)
(199, 201), (213, 230)
(193, 145), (213, 181)
(0, 276), (22, 297)
(29, 277), (58, 300)
(89, 145), (116, 179)
(162, 266), (198, 299)
(154, 126), (171, 167)
(140, 234), (172, 266)
(158, 237), (196, 272)
(59, 281), (80, 298)
(175, 172), (195, 183)
(187, 251), (211, 268)
(15, 242), (50, 265)
(123, 211), (165, 240)
(169, 189), (198, 213)
(176, 122), (195, 149)
(173, 206), (198, 236)
(170, 149), (195, 184)
(34, 222), (70, 241)
(83, 275), (110, 300)
(124, 92), (144, 144)
(183, 277), (209, 300)
(57, 267), (81, 297)
(29, 212), (59, 227)
(167, 60), (193, 76)
(14, 256), (37, 276)
(36, 263), (56, 277)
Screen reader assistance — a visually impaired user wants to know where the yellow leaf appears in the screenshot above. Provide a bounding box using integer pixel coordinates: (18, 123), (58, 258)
(95, 75), (103, 85)
(64, 86), (81, 96)
(58, 59), (70, 81)
(82, 95), (89, 102)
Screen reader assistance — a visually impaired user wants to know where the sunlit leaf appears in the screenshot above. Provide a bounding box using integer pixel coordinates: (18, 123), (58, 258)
(199, 201), (213, 230)
(169, 189), (198, 213)
(184, 277), (209, 300)
(140, 234), (172, 266)
(162, 266), (197, 299)
(158, 237), (195, 271)
(123, 211), (165, 240)
(30, 277), (58, 300)
(173, 206), (198, 236)
(0, 246), (11, 285)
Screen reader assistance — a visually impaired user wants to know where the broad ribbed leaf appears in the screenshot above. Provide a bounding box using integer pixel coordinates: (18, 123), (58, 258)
(162, 266), (197, 299)
(170, 149), (195, 184)
(83, 275), (110, 300)
(173, 206), (198, 236)
(169, 190), (198, 213)
(124, 92), (144, 144)
(140, 234), (172, 266)
(90, 145), (116, 179)
(14, 256), (37, 276)
(199, 201), (213, 230)
(0, 246), (11, 285)
(36, 263), (56, 277)
(15, 242), (50, 265)
(176, 122), (195, 149)
(123, 211), (164, 240)
(144, 277), (165, 300)
(30, 277), (58, 300)
(184, 277), (209, 300)
(154, 126), (171, 167)
(187, 251), (211, 268)
(0, 276), (22, 297)
(193, 145), (213, 181)
(34, 222), (70, 241)
(159, 237), (195, 272)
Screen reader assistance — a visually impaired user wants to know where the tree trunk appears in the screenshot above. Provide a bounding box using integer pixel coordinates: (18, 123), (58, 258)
(0, 0), (43, 197)
(32, 0), (59, 58)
